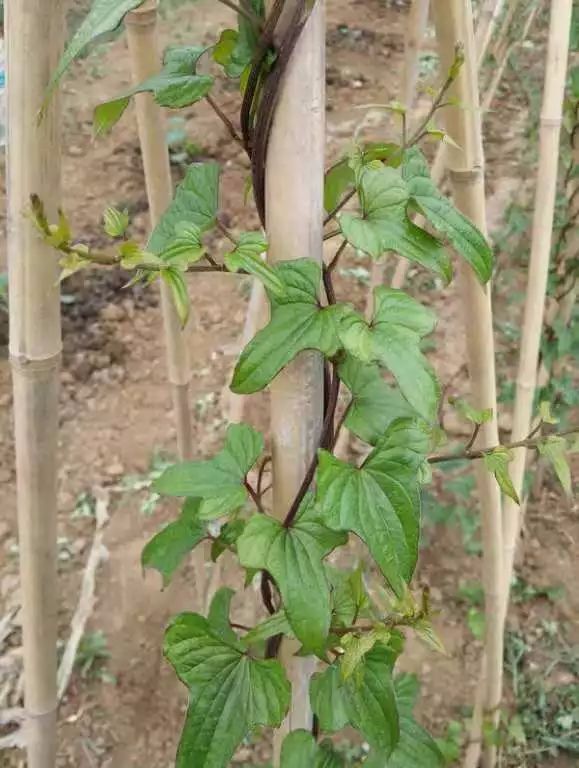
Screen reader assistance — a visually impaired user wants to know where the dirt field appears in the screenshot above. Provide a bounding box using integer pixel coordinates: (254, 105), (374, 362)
(0, 1), (577, 766)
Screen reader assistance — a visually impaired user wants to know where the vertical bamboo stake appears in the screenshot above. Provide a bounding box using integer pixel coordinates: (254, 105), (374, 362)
(6, 0), (62, 765)
(432, 4), (503, 768)
(474, 0), (506, 68)
(501, 0), (572, 605)
(266, 0), (325, 758)
(125, 1), (194, 462)
(125, 2), (211, 610)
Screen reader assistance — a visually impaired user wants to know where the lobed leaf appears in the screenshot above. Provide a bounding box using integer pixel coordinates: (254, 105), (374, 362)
(317, 419), (429, 594)
(484, 447), (520, 504)
(537, 436), (572, 494)
(339, 165), (451, 281)
(237, 495), (346, 655)
(94, 47), (214, 134)
(149, 163), (220, 254)
(155, 423), (264, 519)
(141, 499), (206, 587)
(402, 147), (492, 283)
(165, 611), (290, 768)
(224, 233), (284, 295)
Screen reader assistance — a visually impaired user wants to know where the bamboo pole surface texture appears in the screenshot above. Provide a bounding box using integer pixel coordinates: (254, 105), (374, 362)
(431, 3), (503, 767)
(125, 0), (194, 463)
(501, 0), (573, 605)
(6, 0), (63, 765)
(265, 0), (326, 758)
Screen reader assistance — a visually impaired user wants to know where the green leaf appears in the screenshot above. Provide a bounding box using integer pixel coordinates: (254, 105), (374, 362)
(340, 631), (380, 680)
(141, 499), (206, 587)
(367, 674), (444, 768)
(93, 46), (214, 134)
(237, 495), (346, 655)
(149, 162), (220, 253)
(165, 611), (290, 768)
(103, 206), (129, 238)
(339, 357), (417, 445)
(242, 611), (293, 647)
(324, 159), (355, 213)
(317, 419), (428, 595)
(339, 166), (452, 281)
(155, 423), (263, 519)
(281, 731), (345, 768)
(344, 646), (400, 755)
(484, 447), (520, 504)
(368, 289), (440, 421)
(280, 730), (319, 768)
(210, 519), (246, 561)
(537, 436), (572, 494)
(161, 267), (190, 327)
(467, 608), (485, 640)
(449, 396), (492, 425)
(402, 147), (492, 283)
(207, 587), (242, 647)
(42, 0), (147, 113)
(224, 233), (284, 296)
(231, 259), (342, 394)
(160, 223), (205, 270)
(538, 401), (559, 424)
(213, 0), (264, 79)
(310, 663), (350, 732)
(327, 565), (368, 627)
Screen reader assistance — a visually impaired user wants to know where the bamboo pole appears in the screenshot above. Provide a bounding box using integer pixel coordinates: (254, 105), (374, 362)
(125, 2), (211, 610)
(431, 4), (503, 768)
(6, 0), (62, 765)
(482, 0), (540, 113)
(125, 1), (194, 463)
(265, 0), (325, 759)
(501, 0), (572, 609)
(474, 0), (506, 68)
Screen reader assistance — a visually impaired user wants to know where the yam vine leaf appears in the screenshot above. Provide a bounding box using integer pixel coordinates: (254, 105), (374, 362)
(237, 494), (347, 655)
(141, 498), (206, 587)
(339, 356), (416, 445)
(94, 47), (214, 135)
(213, 0), (265, 81)
(155, 423), (263, 519)
(41, 0), (147, 112)
(165, 604), (290, 768)
(224, 233), (285, 296)
(365, 674), (444, 768)
(537, 436), (572, 494)
(402, 147), (492, 283)
(149, 162), (221, 253)
(231, 259), (342, 394)
(310, 645), (401, 757)
(339, 165), (452, 282)
(483, 447), (520, 504)
(317, 419), (429, 595)
(280, 730), (344, 768)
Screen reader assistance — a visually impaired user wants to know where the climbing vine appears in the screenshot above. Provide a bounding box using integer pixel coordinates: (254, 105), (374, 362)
(35, 1), (576, 766)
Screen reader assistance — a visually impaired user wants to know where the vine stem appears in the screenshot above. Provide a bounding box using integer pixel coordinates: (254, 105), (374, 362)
(428, 426), (578, 465)
(216, 0), (262, 28)
(205, 94), (245, 146)
(245, 480), (266, 514)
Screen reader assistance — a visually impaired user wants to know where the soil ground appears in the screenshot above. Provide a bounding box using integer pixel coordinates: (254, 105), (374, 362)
(0, 1), (577, 767)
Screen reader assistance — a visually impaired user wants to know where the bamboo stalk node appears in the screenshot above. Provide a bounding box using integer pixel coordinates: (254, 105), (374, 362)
(9, 353), (61, 375)
(448, 168), (483, 186)
(125, 0), (158, 25)
(539, 115), (562, 128)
